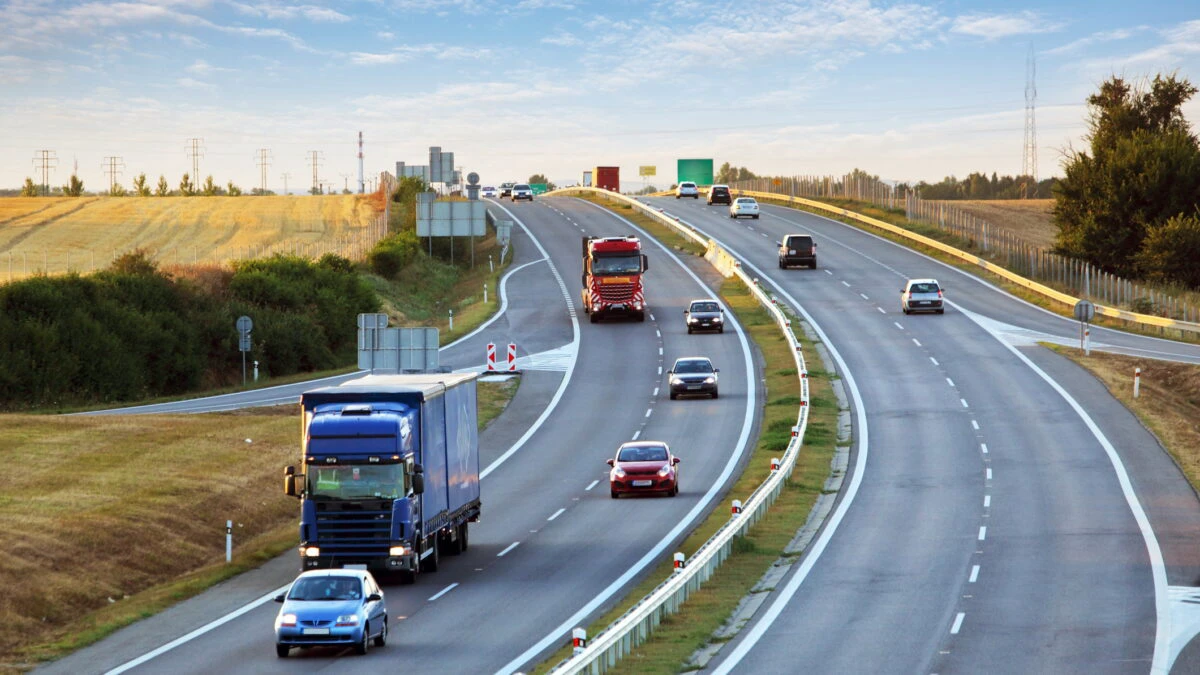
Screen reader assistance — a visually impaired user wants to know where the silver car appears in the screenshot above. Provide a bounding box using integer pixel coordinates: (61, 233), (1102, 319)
(730, 197), (759, 219)
(901, 278), (945, 314)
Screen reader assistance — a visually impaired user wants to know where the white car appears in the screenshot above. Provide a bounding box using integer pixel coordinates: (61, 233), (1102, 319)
(729, 197), (759, 219)
(901, 278), (945, 314)
(511, 184), (533, 201)
(676, 181), (699, 199)
(481, 186), (497, 198)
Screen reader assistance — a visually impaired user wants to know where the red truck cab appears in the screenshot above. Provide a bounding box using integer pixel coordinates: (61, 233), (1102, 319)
(582, 236), (648, 323)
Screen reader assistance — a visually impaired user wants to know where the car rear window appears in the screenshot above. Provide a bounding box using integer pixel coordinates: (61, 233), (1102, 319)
(712, 187), (729, 194)
(910, 283), (940, 293)
(786, 236), (813, 248)
(736, 198), (755, 204)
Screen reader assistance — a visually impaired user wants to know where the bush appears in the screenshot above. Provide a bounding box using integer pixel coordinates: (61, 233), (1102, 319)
(368, 231), (420, 279)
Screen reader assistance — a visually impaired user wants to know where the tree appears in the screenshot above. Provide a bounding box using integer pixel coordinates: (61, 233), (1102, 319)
(1053, 74), (1200, 280)
(132, 173), (150, 197)
(179, 173), (194, 196)
(227, 181), (242, 196)
(156, 175), (170, 196)
(62, 174), (84, 197)
(201, 175), (219, 196)
(20, 177), (37, 197)
(109, 183), (127, 197)
(1135, 210), (1200, 288)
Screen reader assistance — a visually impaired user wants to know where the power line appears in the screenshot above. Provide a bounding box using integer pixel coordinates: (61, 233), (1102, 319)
(102, 156), (125, 193)
(32, 150), (57, 196)
(255, 148), (272, 194)
(186, 138), (206, 182)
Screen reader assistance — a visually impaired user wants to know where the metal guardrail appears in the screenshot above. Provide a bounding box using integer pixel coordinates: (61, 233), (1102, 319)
(544, 187), (812, 674)
(735, 189), (1200, 337)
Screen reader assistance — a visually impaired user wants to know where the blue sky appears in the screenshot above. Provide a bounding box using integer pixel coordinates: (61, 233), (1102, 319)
(1, 0), (1197, 193)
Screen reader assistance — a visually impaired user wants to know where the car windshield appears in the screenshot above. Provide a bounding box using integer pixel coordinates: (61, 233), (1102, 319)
(910, 283), (940, 293)
(674, 360), (713, 374)
(305, 463), (406, 500)
(288, 576), (363, 601)
(515, 184), (530, 190)
(690, 302), (719, 312)
(618, 445), (668, 462)
(592, 255), (641, 274)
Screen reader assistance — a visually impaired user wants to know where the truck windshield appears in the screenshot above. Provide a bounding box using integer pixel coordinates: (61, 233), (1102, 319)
(592, 255), (641, 274)
(306, 464), (406, 500)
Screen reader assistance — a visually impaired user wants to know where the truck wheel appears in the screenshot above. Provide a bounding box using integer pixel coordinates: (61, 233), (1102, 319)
(356, 623), (370, 655)
(276, 645), (290, 658)
(636, 312), (645, 322)
(459, 522), (469, 552)
(420, 540), (440, 573)
(590, 313), (599, 324)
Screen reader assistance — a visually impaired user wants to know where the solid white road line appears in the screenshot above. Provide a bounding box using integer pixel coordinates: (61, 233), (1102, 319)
(969, 565), (980, 583)
(951, 613), (966, 634)
(547, 508), (565, 521)
(497, 542), (520, 557)
(586, 479), (599, 491)
(429, 583), (459, 601)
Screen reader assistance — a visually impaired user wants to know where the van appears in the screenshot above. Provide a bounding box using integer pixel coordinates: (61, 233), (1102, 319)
(778, 234), (817, 269)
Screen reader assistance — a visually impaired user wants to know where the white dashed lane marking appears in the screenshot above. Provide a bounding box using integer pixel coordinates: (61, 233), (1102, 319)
(497, 542), (520, 557)
(547, 508), (565, 521)
(951, 613), (966, 634)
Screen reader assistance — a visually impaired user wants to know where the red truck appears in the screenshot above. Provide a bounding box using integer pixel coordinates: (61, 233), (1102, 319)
(581, 236), (648, 322)
(593, 166), (620, 192)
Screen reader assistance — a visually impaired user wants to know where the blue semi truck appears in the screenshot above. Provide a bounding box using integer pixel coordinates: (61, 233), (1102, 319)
(284, 373), (481, 581)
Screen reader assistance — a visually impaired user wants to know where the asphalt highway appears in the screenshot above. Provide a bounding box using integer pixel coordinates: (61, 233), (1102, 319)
(648, 196), (1200, 675)
(40, 196), (762, 675)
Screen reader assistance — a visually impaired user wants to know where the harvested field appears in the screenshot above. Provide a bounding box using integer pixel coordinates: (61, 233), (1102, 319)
(942, 199), (1057, 249)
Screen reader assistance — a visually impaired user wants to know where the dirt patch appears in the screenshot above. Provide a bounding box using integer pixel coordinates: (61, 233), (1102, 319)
(939, 199), (1057, 249)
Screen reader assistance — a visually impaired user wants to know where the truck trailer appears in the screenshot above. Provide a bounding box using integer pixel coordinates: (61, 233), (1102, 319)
(284, 373), (480, 582)
(581, 235), (649, 322)
(593, 166), (620, 192)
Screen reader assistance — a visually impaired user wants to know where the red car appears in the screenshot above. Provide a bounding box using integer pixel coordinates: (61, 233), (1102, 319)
(607, 441), (680, 498)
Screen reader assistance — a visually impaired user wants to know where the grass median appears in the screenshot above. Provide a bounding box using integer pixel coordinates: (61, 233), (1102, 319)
(533, 200), (840, 674)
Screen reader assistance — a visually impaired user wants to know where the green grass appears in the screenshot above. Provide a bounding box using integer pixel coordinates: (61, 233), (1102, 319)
(532, 262), (839, 673)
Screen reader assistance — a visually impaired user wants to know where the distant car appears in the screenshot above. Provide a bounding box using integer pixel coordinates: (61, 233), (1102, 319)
(730, 197), (759, 219)
(684, 298), (725, 334)
(481, 186), (497, 198)
(707, 184), (731, 205)
(777, 234), (817, 269)
(607, 441), (680, 498)
(499, 182), (515, 198)
(274, 569), (387, 657)
(511, 184), (533, 201)
(668, 356), (719, 399)
(676, 181), (699, 199)
(901, 278), (945, 315)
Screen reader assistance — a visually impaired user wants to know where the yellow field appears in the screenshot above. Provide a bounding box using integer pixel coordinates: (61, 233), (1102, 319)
(944, 199), (1057, 249)
(0, 195), (385, 281)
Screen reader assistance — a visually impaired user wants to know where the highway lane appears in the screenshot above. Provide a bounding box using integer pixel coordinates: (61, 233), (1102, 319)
(649, 197), (1199, 673)
(42, 195), (760, 675)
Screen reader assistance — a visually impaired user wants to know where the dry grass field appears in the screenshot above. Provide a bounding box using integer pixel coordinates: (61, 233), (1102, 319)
(0, 195), (384, 281)
(943, 199), (1057, 249)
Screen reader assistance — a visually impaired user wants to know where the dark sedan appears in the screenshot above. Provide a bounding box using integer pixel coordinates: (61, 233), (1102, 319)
(607, 441), (680, 498)
(684, 299), (725, 334)
(668, 356), (719, 399)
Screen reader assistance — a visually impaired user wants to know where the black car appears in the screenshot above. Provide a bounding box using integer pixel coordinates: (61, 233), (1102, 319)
(499, 182), (515, 198)
(707, 185), (732, 205)
(668, 356), (719, 400)
(684, 299), (725, 334)
(778, 234), (817, 269)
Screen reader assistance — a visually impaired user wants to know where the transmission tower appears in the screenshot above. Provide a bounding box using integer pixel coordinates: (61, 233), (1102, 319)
(186, 138), (206, 183)
(281, 172), (291, 195)
(255, 148), (272, 194)
(102, 156), (125, 193)
(308, 151), (324, 194)
(32, 150), (58, 196)
(339, 172), (352, 193)
(1022, 43), (1038, 198)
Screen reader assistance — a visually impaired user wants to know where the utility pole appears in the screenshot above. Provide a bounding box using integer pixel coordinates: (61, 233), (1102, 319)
(255, 148), (272, 194)
(32, 150), (57, 196)
(102, 156), (125, 193)
(339, 172), (351, 193)
(281, 172), (291, 195)
(308, 151), (324, 194)
(186, 138), (205, 184)
(1022, 43), (1038, 198)
(357, 131), (364, 194)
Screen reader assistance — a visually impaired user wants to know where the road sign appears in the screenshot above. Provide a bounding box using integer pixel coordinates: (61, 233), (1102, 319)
(639, 165), (656, 177)
(237, 315), (253, 334)
(239, 335), (252, 352)
(1073, 300), (1095, 323)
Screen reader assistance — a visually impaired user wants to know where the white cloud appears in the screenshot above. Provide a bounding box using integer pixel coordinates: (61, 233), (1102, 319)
(185, 59), (235, 76)
(230, 2), (351, 22)
(951, 11), (1063, 40)
(542, 31), (581, 47)
(377, 31), (395, 40)
(1043, 28), (1141, 56)
(176, 77), (215, 89)
(350, 51), (404, 65)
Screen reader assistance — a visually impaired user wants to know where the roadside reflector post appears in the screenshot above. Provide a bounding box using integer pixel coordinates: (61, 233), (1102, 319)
(1134, 367), (1141, 399)
(507, 343), (517, 372)
(771, 457), (781, 471)
(225, 520), (232, 563)
(792, 426), (800, 437)
(486, 343), (496, 372)
(674, 552), (686, 571)
(572, 627), (587, 654)
(484, 282), (488, 304)
(449, 309), (454, 332)
(731, 499), (742, 516)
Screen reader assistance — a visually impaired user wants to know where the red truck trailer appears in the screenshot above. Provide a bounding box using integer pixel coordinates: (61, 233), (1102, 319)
(581, 236), (648, 322)
(593, 166), (620, 192)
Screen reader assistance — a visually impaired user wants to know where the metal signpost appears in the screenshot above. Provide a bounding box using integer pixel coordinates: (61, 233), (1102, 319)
(236, 315), (253, 385)
(1074, 299), (1094, 355)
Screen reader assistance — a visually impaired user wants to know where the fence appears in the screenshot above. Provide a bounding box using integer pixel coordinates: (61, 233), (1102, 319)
(545, 187), (811, 674)
(731, 174), (1200, 330)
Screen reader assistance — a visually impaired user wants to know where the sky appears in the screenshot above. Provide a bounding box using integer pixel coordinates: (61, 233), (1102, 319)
(1, 0), (1198, 193)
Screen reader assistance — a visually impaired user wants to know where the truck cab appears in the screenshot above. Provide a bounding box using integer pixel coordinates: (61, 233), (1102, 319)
(582, 236), (649, 323)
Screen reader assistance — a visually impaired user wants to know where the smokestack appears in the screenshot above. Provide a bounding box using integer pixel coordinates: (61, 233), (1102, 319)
(357, 131), (364, 194)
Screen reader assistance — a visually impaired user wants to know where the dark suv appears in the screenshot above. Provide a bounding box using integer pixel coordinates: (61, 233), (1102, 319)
(778, 234), (817, 269)
(707, 185), (731, 205)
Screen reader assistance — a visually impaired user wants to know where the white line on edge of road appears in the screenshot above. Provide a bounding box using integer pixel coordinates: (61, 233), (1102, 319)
(429, 583), (459, 601)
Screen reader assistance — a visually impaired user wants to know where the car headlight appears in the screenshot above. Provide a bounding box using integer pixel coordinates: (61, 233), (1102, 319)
(613, 467), (626, 477)
(687, 317), (697, 323)
(389, 545), (407, 556)
(335, 614), (360, 627)
(301, 546), (320, 557)
(704, 377), (715, 384)
(278, 613), (297, 627)
(657, 465), (671, 477)
(713, 316), (723, 322)
(671, 377), (683, 386)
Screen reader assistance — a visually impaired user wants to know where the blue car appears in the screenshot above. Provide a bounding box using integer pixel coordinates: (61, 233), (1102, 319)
(274, 569), (388, 657)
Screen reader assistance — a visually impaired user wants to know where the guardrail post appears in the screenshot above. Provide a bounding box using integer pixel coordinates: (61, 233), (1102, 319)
(572, 627), (587, 655)
(731, 499), (742, 515)
(674, 552), (686, 572)
(771, 457), (781, 471)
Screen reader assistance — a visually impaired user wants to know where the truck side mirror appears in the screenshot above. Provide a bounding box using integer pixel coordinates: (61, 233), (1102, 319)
(641, 254), (649, 272)
(412, 473), (425, 495)
(284, 466), (298, 497)
(413, 463), (424, 474)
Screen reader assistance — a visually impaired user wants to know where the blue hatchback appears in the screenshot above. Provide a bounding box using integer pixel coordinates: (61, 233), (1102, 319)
(274, 569), (388, 657)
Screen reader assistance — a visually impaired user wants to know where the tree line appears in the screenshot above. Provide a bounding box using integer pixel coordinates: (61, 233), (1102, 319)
(18, 172), (276, 197)
(900, 173), (1057, 200)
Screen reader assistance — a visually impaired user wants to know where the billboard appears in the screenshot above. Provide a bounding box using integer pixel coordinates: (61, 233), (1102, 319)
(677, 159), (714, 186)
(638, 165), (656, 177)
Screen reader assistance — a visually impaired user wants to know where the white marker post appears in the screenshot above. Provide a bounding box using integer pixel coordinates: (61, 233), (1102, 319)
(225, 520), (232, 563)
(1134, 367), (1141, 399)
